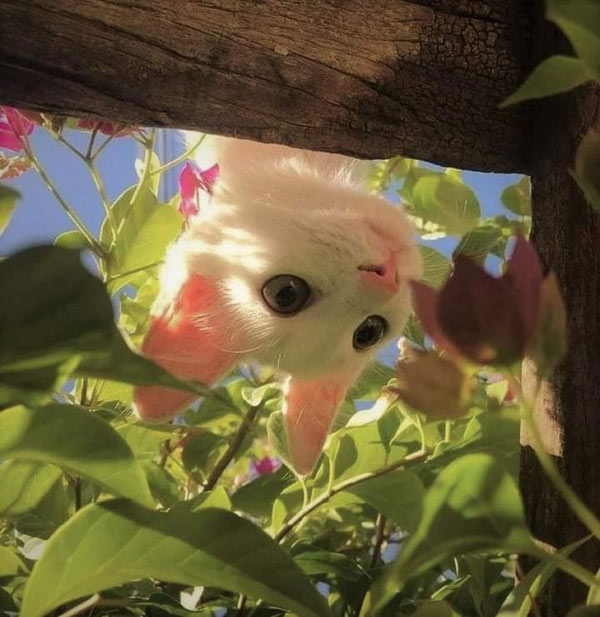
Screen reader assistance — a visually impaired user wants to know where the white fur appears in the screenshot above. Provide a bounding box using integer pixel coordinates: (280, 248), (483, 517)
(155, 133), (421, 380)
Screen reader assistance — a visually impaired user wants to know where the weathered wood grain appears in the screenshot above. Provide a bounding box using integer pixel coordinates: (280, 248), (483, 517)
(0, 0), (529, 171)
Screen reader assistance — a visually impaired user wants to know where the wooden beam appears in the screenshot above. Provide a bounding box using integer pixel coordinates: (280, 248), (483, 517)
(0, 0), (529, 172)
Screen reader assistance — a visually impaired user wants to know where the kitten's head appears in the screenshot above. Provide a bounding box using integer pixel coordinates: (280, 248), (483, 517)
(137, 135), (420, 474)
(161, 137), (421, 380)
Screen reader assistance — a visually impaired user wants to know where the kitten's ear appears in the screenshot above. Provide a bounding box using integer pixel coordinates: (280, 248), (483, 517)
(134, 275), (240, 421)
(284, 373), (356, 475)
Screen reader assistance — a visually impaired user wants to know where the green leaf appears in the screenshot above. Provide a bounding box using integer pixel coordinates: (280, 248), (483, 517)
(0, 185), (19, 235)
(419, 245), (452, 288)
(0, 245), (210, 405)
(15, 476), (69, 539)
(454, 224), (504, 265)
(20, 500), (330, 617)
(500, 55), (593, 107)
(232, 467), (294, 521)
(320, 418), (419, 488)
(348, 362), (395, 401)
(142, 461), (181, 507)
(547, 0), (600, 79)
(295, 551), (364, 582)
(0, 460), (63, 516)
(54, 230), (91, 250)
(182, 430), (227, 475)
(102, 186), (182, 293)
(0, 404), (153, 507)
(0, 546), (27, 578)
(363, 454), (531, 615)
(170, 485), (232, 515)
(117, 422), (173, 461)
(267, 411), (293, 469)
(499, 535), (590, 616)
(403, 170), (481, 237)
(344, 470), (425, 533)
(410, 601), (461, 617)
(501, 177), (531, 216)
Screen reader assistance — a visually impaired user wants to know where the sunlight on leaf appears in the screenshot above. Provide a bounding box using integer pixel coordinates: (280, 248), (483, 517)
(0, 405), (153, 507)
(500, 55), (593, 107)
(20, 500), (330, 617)
(0, 185), (19, 235)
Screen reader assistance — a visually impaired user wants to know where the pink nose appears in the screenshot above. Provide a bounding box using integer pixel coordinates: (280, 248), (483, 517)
(359, 252), (399, 295)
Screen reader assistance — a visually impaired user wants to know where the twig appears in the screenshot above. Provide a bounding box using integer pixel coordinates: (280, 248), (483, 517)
(130, 129), (157, 205)
(57, 133), (117, 240)
(202, 404), (261, 491)
(369, 513), (387, 569)
(21, 139), (105, 259)
(158, 438), (172, 468)
(85, 125), (99, 160)
(105, 259), (163, 283)
(275, 449), (429, 543)
(150, 133), (206, 176)
(88, 162), (117, 238)
(236, 594), (247, 617)
(91, 133), (115, 161)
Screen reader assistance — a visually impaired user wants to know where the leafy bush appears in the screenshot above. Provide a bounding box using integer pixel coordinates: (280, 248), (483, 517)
(1, 2), (600, 614)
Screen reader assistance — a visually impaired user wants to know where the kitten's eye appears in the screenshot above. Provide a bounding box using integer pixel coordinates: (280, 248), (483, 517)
(262, 274), (311, 315)
(353, 315), (388, 350)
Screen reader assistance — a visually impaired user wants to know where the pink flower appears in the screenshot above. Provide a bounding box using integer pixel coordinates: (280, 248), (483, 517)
(178, 161), (219, 219)
(0, 107), (35, 152)
(251, 457), (280, 476)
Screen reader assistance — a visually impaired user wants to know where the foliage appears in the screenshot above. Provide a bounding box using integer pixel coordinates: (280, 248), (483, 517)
(0, 61), (598, 617)
(502, 0), (600, 214)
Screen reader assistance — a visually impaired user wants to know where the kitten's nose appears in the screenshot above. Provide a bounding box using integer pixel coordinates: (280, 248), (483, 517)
(359, 252), (399, 295)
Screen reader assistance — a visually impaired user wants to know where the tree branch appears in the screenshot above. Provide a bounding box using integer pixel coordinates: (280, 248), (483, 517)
(275, 449), (429, 543)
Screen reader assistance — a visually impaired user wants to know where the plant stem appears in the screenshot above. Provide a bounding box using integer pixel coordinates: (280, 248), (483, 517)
(275, 449), (429, 543)
(369, 513), (387, 568)
(130, 128), (156, 206)
(91, 133), (116, 162)
(508, 373), (600, 541)
(444, 420), (452, 442)
(202, 404), (261, 491)
(88, 162), (117, 239)
(236, 594), (247, 617)
(22, 141), (105, 259)
(85, 126), (99, 160)
(150, 134), (206, 176)
(105, 259), (163, 284)
(57, 134), (117, 239)
(529, 543), (600, 589)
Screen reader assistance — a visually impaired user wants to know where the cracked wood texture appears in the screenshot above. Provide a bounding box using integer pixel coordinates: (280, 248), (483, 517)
(519, 2), (600, 614)
(0, 0), (529, 172)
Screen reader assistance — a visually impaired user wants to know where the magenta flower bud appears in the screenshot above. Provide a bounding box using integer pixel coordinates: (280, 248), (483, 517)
(0, 107), (35, 152)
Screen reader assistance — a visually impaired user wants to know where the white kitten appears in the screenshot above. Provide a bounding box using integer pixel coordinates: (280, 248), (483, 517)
(134, 134), (421, 474)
